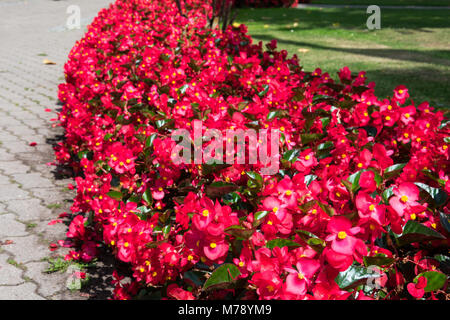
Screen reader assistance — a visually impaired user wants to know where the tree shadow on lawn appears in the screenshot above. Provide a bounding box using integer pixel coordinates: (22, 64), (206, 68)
(239, 7), (450, 31)
(251, 33), (450, 67)
(251, 35), (450, 108)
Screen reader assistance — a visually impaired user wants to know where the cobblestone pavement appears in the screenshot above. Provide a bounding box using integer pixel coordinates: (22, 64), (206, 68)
(0, 0), (113, 300)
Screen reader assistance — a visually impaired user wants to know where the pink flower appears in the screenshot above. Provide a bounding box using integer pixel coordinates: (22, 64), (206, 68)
(326, 216), (361, 255)
(407, 276), (427, 299)
(284, 258), (320, 296)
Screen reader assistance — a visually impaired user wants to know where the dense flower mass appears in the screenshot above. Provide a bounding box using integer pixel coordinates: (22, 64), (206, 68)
(55, 0), (449, 300)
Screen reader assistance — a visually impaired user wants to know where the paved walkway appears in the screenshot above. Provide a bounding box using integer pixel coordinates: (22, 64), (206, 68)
(297, 4), (450, 10)
(0, 0), (113, 300)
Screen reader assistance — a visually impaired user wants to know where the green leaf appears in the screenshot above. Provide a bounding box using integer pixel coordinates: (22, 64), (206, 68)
(145, 239), (168, 249)
(205, 181), (239, 198)
(296, 230), (325, 253)
(360, 126), (377, 137)
(415, 271), (447, 292)
(222, 192), (241, 205)
(266, 238), (301, 249)
(335, 264), (382, 290)
(347, 168), (382, 193)
(224, 225), (254, 240)
(142, 189), (152, 205)
(415, 182), (448, 207)
(382, 186), (394, 203)
(183, 270), (204, 287)
(317, 141), (333, 151)
(201, 163), (231, 176)
(178, 84), (189, 95)
(246, 171), (263, 191)
(254, 210), (269, 221)
(317, 201), (335, 217)
(304, 174), (317, 186)
(439, 212), (450, 233)
(77, 150), (89, 160)
(145, 133), (158, 148)
(257, 84), (269, 97)
(363, 255), (395, 267)
(162, 225), (171, 237)
(155, 119), (173, 130)
(106, 190), (123, 200)
(246, 171), (263, 183)
(267, 110), (280, 121)
(383, 163), (406, 180)
(396, 220), (446, 246)
(283, 149), (300, 162)
(300, 133), (325, 145)
(203, 263), (241, 291)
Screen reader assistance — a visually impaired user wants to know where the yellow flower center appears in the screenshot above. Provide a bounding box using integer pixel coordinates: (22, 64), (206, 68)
(305, 155), (310, 160)
(410, 213), (416, 220)
(273, 207), (279, 213)
(210, 243), (217, 249)
(202, 209), (209, 217)
(124, 242), (129, 248)
(369, 204), (375, 211)
(285, 190), (292, 196)
(400, 195), (409, 203)
(337, 231), (347, 240)
(297, 273), (305, 280)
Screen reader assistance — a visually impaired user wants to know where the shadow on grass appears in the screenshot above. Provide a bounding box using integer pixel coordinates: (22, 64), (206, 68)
(248, 34), (449, 108)
(237, 7), (450, 30)
(251, 33), (450, 67)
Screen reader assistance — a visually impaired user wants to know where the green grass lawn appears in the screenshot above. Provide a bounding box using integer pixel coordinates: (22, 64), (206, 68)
(311, 0), (450, 6)
(235, 6), (450, 109)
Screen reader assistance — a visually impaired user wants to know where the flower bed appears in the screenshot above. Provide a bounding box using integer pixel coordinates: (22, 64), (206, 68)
(56, 0), (449, 300)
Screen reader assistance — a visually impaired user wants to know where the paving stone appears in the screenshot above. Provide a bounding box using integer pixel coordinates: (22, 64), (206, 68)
(0, 282), (45, 300)
(0, 184), (29, 201)
(0, 161), (30, 175)
(24, 261), (68, 297)
(29, 187), (73, 206)
(0, 175), (13, 185)
(0, 0), (114, 300)
(0, 214), (28, 237)
(11, 173), (54, 189)
(5, 198), (51, 221)
(0, 254), (25, 285)
(3, 235), (50, 264)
